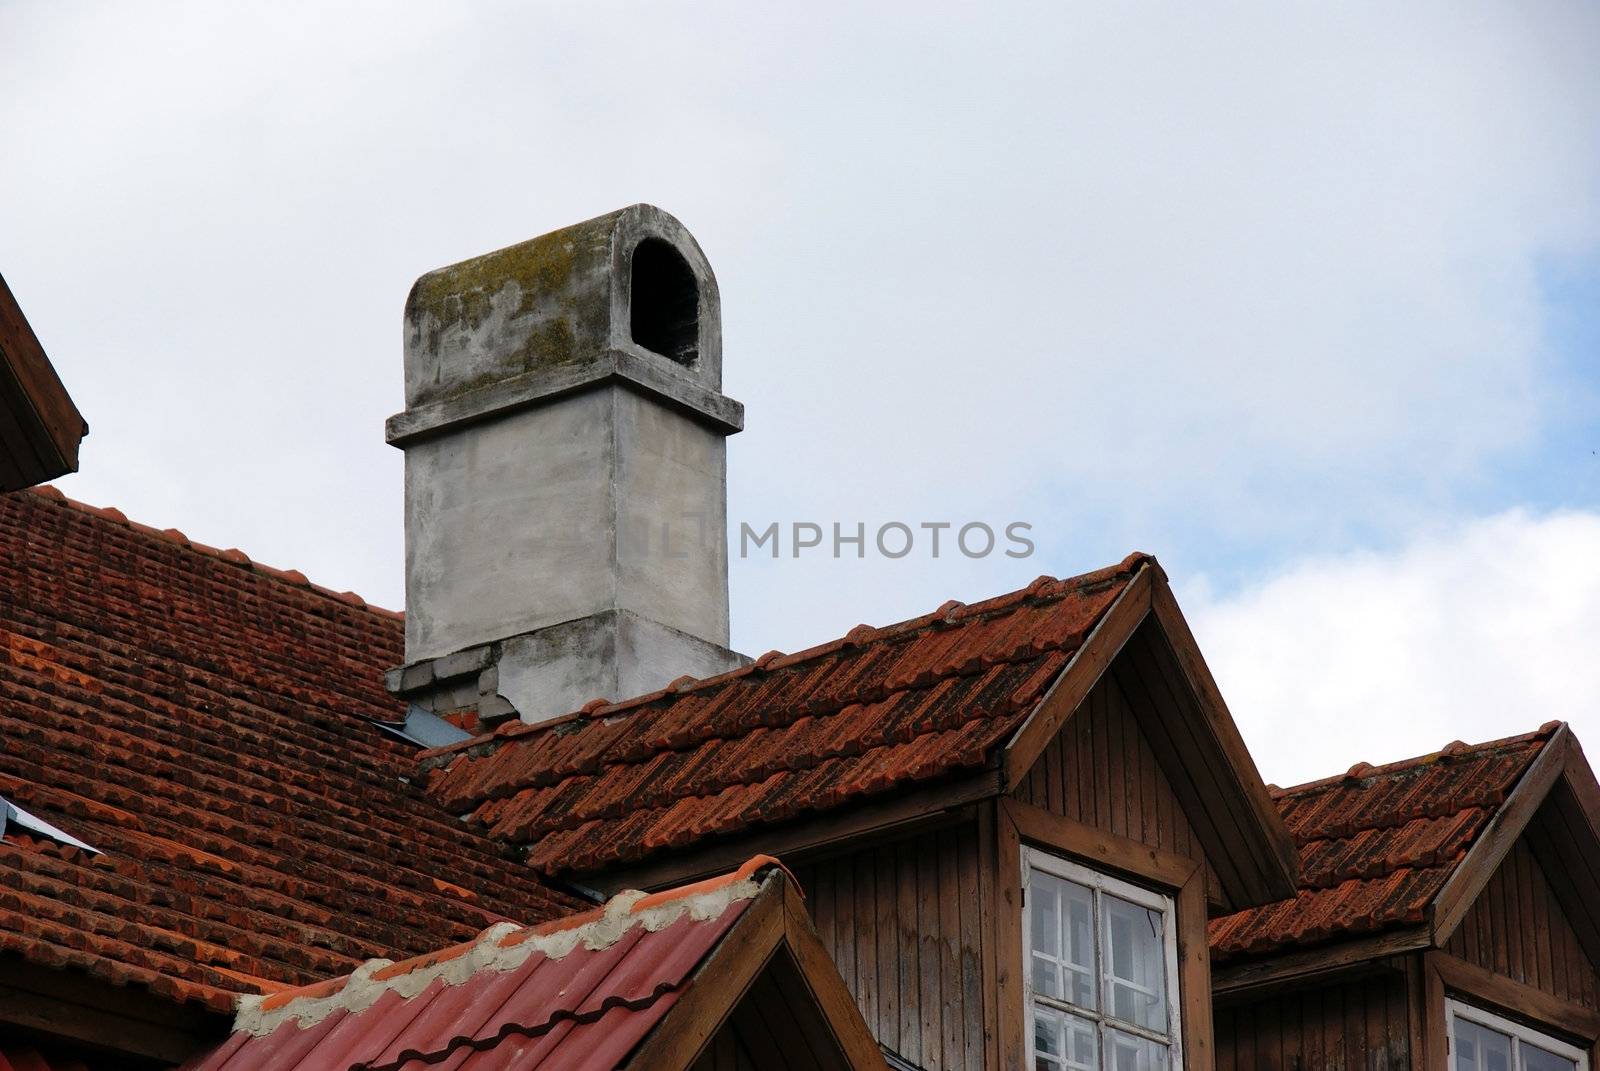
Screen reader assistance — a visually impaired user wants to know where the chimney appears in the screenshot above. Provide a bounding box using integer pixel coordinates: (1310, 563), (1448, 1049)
(384, 205), (747, 724)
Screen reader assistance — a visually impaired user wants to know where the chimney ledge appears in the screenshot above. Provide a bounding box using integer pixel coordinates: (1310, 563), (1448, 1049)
(385, 346), (743, 448)
(388, 609), (752, 726)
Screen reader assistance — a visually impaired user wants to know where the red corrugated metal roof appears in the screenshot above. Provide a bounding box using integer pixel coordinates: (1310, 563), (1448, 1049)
(421, 554), (1152, 876)
(0, 488), (581, 1013)
(1208, 725), (1559, 958)
(183, 858), (780, 1071)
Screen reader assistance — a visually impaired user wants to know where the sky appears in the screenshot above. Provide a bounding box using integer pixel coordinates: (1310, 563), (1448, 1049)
(2, 2), (1597, 785)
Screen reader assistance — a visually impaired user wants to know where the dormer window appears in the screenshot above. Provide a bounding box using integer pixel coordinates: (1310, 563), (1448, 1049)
(1448, 999), (1589, 1071)
(1024, 848), (1182, 1071)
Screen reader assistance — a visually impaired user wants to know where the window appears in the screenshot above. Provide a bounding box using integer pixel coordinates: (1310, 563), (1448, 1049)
(1449, 1000), (1589, 1071)
(1023, 847), (1182, 1071)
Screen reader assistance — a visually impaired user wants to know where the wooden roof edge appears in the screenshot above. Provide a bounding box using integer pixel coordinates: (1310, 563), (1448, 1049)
(1000, 560), (1156, 789)
(621, 867), (888, 1071)
(1557, 726), (1600, 848)
(582, 768), (1001, 895)
(0, 271), (88, 478)
(1145, 569), (1301, 901)
(1211, 923), (1434, 1002)
(1000, 560), (1301, 907)
(1430, 723), (1573, 946)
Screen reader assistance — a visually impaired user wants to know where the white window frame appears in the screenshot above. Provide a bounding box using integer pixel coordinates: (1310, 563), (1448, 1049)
(1447, 997), (1590, 1070)
(1022, 846), (1185, 1070)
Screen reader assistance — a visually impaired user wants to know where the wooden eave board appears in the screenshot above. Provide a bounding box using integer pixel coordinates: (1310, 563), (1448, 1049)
(0, 273), (86, 489)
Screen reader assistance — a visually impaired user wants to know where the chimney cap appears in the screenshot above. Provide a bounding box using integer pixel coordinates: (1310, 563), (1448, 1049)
(398, 204), (729, 426)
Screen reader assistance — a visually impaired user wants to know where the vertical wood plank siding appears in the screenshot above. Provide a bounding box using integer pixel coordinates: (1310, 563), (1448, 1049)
(1014, 673), (1222, 896)
(1214, 969), (1414, 1071)
(1445, 838), (1600, 1010)
(689, 1025), (762, 1071)
(794, 823), (987, 1071)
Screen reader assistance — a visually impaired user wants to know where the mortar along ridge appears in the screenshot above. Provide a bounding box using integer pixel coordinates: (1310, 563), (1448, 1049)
(234, 856), (781, 1037)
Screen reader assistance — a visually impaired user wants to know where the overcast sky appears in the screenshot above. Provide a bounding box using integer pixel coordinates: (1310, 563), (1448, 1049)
(4, 2), (1597, 785)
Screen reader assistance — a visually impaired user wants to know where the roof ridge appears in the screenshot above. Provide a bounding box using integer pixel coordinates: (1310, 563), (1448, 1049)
(25, 485), (402, 621)
(424, 551), (1156, 759)
(235, 855), (785, 1037)
(1271, 721), (1562, 799)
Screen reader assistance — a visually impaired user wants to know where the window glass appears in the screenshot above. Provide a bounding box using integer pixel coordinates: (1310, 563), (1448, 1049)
(1034, 1005), (1098, 1071)
(1102, 893), (1167, 1032)
(1522, 1046), (1579, 1071)
(1454, 1017), (1513, 1071)
(1106, 1028), (1170, 1071)
(1450, 1009), (1584, 1071)
(1031, 870), (1096, 1010)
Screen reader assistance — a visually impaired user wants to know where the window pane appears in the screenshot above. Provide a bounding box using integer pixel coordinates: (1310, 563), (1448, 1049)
(1521, 1042), (1578, 1071)
(1030, 869), (1096, 1010)
(1453, 1017), (1513, 1071)
(1101, 892), (1168, 1032)
(1034, 1004), (1098, 1071)
(1106, 1028), (1171, 1071)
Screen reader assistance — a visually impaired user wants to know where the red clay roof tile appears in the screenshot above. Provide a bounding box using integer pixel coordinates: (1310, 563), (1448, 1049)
(423, 554), (1153, 876)
(0, 488), (580, 1013)
(1208, 726), (1557, 959)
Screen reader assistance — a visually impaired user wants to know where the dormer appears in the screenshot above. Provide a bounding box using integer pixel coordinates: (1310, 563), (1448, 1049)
(1212, 724), (1600, 1071)
(422, 554), (1299, 1070)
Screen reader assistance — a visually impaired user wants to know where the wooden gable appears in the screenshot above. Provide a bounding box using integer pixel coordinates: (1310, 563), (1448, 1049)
(1443, 836), (1600, 1011)
(1002, 564), (1298, 912)
(688, 945), (890, 1071)
(630, 869), (889, 1071)
(1013, 671), (1226, 909)
(1434, 728), (1600, 971)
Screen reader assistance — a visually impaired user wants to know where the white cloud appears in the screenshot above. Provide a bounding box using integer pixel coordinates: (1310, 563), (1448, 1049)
(0, 2), (1596, 675)
(1183, 509), (1600, 787)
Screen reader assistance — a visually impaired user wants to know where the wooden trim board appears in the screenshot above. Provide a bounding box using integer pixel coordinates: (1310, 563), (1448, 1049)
(624, 869), (889, 1071)
(1432, 725), (1572, 946)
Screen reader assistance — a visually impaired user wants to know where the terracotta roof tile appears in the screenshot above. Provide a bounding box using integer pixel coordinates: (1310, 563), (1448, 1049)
(422, 555), (1152, 875)
(1208, 726), (1557, 959)
(0, 488), (581, 1013)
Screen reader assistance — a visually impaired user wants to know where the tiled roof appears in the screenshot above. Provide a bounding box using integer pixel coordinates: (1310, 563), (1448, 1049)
(424, 554), (1153, 875)
(0, 488), (581, 1013)
(1208, 725), (1559, 959)
(184, 857), (781, 1071)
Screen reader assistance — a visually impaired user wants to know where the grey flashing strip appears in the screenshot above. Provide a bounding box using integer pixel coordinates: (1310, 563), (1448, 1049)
(1, 797), (99, 854)
(373, 704), (475, 749)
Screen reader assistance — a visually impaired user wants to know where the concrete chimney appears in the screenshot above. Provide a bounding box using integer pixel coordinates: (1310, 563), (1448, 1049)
(384, 205), (747, 724)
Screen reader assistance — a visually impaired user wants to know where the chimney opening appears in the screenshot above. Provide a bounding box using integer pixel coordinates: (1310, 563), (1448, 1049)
(629, 239), (699, 365)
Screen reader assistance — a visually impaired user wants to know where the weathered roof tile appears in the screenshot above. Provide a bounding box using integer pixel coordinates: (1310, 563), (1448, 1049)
(1209, 726), (1555, 959)
(422, 556), (1151, 877)
(0, 489), (579, 1012)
